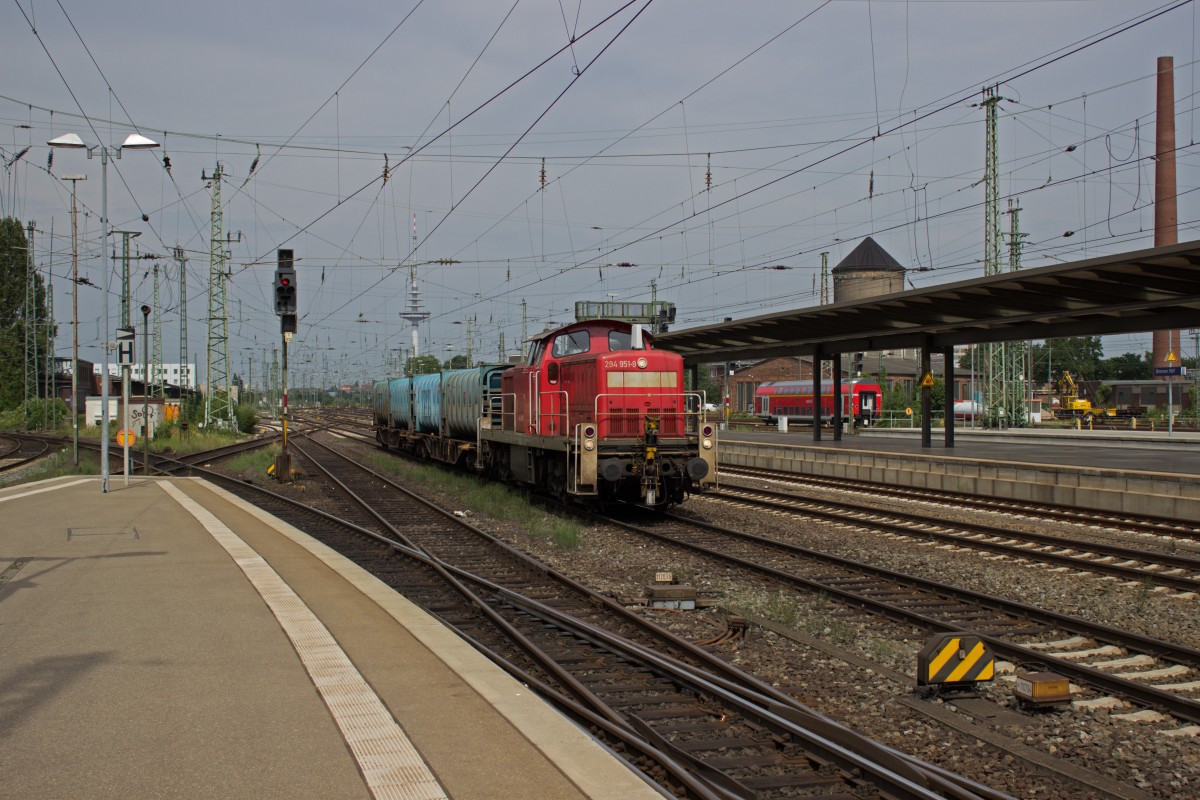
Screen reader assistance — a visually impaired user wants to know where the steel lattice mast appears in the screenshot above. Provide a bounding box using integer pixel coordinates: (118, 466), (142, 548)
(981, 86), (1007, 427)
(152, 263), (163, 396)
(1006, 199), (1029, 423)
(175, 247), (189, 393)
(24, 222), (38, 426)
(205, 163), (234, 427)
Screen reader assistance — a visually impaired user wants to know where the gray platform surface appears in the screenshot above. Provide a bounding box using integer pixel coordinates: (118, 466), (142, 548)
(0, 475), (662, 800)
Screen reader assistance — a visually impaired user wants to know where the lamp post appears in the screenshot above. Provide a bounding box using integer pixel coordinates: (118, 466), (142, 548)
(48, 132), (159, 493)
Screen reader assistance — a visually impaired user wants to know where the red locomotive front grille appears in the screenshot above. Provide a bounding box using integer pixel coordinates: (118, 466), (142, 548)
(598, 358), (685, 438)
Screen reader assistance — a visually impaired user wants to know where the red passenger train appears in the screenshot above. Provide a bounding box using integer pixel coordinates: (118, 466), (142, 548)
(755, 380), (882, 426)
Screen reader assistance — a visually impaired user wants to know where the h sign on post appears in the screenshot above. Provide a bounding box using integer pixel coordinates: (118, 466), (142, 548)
(116, 326), (135, 366)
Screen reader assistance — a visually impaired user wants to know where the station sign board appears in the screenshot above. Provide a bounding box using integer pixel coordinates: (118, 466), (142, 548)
(116, 326), (135, 367)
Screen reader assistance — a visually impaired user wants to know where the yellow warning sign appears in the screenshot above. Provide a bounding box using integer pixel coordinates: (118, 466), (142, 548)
(917, 633), (995, 687)
(1167, 350), (1178, 363)
(919, 372), (936, 388)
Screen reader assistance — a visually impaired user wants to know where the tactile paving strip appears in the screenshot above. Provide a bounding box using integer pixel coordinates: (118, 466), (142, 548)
(161, 481), (448, 800)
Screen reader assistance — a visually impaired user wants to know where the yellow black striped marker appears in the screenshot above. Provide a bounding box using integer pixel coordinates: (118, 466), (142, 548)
(916, 633), (995, 687)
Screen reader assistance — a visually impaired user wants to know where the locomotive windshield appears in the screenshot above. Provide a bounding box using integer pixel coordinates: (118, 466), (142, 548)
(551, 330), (590, 357)
(608, 330), (631, 350)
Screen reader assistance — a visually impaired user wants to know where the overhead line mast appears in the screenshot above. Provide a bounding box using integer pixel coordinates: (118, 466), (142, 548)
(205, 163), (235, 428)
(175, 247), (189, 395)
(981, 86), (1010, 428)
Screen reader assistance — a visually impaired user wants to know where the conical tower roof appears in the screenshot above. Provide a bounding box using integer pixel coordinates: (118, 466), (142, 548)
(831, 236), (904, 273)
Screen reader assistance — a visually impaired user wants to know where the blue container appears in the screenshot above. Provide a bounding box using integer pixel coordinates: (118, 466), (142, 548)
(372, 381), (389, 427)
(387, 377), (412, 429)
(412, 374), (442, 433)
(440, 366), (507, 439)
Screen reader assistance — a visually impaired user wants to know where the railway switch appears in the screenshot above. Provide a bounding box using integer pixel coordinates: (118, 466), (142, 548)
(916, 633), (995, 692)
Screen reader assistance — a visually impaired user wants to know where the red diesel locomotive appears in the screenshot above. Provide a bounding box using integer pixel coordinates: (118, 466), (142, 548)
(375, 319), (717, 507)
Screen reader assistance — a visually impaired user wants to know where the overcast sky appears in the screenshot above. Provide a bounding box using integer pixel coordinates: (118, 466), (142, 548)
(4, 0), (1198, 387)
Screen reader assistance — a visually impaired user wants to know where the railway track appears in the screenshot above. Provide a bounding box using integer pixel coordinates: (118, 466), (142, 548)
(273, 432), (1000, 800)
(717, 464), (1200, 543)
(704, 484), (1200, 594)
(0, 434), (51, 474)
(595, 508), (1200, 731)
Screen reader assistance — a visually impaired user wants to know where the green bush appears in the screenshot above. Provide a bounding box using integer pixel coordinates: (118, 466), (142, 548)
(0, 398), (71, 431)
(234, 404), (259, 434)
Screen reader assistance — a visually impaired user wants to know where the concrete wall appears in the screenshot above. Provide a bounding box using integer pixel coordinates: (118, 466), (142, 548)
(718, 439), (1200, 521)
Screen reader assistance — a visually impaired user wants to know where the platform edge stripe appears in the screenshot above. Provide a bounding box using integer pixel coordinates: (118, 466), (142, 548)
(158, 481), (449, 800)
(0, 477), (93, 504)
(192, 477), (665, 800)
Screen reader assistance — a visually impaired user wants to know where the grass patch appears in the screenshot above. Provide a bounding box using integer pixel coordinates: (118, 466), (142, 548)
(367, 452), (583, 548)
(0, 446), (99, 489)
(150, 427), (243, 455)
(226, 445), (280, 476)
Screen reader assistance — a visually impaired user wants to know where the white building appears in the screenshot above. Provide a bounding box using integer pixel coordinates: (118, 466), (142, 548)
(101, 362), (198, 390)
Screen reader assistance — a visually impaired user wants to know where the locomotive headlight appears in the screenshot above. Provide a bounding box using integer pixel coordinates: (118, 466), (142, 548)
(702, 438), (713, 449)
(583, 425), (596, 439)
(636, 357), (648, 369)
(584, 440), (596, 451)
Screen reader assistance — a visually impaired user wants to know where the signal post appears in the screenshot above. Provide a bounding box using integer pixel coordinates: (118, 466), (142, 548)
(273, 249), (297, 481)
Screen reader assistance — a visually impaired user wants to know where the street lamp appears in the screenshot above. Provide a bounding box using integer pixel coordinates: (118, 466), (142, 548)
(48, 132), (159, 493)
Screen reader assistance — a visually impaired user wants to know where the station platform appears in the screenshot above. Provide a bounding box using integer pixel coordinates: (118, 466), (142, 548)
(719, 427), (1200, 520)
(0, 476), (663, 800)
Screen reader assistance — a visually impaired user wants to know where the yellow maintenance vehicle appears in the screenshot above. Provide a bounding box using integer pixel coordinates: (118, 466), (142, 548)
(1053, 372), (1114, 421)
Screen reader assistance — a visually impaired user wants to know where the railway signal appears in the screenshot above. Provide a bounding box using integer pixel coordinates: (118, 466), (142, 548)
(274, 248), (297, 333)
(273, 248), (296, 480)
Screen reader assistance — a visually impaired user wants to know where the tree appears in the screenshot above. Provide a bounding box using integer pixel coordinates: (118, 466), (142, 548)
(691, 364), (723, 408)
(406, 354), (441, 375)
(0, 218), (51, 412)
(1095, 351), (1151, 381)
(1030, 336), (1104, 382)
(444, 354), (471, 369)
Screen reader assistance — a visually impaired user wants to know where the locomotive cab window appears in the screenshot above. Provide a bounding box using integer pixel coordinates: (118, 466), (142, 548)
(552, 330), (590, 358)
(608, 330), (632, 351)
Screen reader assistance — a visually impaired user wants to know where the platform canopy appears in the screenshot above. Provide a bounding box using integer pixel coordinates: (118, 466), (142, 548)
(656, 240), (1200, 364)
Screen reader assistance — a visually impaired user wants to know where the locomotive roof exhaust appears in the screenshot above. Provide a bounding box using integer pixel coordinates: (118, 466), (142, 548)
(631, 324), (644, 350)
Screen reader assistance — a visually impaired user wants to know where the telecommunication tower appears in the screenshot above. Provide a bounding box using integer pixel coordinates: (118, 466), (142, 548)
(399, 267), (430, 360)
